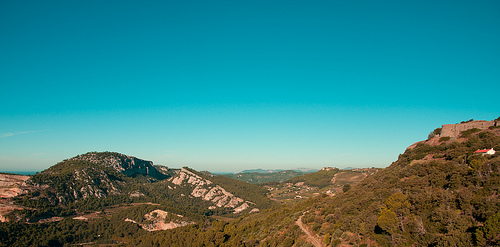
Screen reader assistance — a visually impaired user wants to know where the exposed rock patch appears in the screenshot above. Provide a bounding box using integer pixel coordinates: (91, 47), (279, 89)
(126, 209), (195, 231)
(0, 174), (31, 198)
(0, 174), (33, 222)
(168, 168), (257, 213)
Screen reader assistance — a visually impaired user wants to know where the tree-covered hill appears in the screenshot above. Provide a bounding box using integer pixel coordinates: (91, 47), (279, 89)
(285, 122), (500, 246)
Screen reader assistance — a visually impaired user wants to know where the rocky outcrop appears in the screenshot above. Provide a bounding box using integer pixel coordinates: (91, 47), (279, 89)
(71, 168), (121, 200)
(441, 120), (496, 138)
(171, 168), (211, 186)
(168, 168), (257, 214)
(71, 152), (168, 180)
(137, 209), (194, 231)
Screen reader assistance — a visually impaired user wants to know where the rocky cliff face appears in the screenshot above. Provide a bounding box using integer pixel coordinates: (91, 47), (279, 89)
(71, 152), (168, 180)
(168, 168), (257, 214)
(441, 120), (497, 138)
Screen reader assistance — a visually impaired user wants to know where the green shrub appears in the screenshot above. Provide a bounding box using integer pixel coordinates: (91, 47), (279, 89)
(439, 137), (451, 142)
(332, 238), (341, 247)
(428, 128), (442, 139)
(460, 128), (481, 138)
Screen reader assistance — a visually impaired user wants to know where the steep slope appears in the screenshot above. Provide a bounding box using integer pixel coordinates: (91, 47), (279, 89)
(166, 168), (261, 214)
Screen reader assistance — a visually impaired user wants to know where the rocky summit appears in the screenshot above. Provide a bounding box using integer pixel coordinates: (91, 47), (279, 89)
(69, 152), (169, 180)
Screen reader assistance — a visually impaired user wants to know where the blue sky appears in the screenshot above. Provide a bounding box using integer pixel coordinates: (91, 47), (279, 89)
(1, 0), (499, 173)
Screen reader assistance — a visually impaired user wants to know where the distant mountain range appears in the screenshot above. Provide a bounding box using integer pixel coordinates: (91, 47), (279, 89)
(240, 168), (318, 174)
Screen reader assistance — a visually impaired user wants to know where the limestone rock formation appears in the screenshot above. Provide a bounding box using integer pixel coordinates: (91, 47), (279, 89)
(168, 168), (257, 213)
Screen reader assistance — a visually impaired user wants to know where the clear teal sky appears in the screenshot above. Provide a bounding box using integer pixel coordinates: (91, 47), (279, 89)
(1, 1), (499, 172)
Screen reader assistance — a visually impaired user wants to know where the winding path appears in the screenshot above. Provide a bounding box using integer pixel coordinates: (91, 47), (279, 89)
(296, 213), (323, 247)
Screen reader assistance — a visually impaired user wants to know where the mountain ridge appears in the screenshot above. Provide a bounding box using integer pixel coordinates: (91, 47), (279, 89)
(3, 152), (273, 224)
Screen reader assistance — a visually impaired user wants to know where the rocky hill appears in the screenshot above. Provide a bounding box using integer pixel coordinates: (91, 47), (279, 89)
(69, 152), (170, 180)
(24, 152), (148, 204)
(2, 152), (272, 225)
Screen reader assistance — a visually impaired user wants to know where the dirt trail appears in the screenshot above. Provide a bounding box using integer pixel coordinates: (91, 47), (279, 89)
(296, 213), (323, 247)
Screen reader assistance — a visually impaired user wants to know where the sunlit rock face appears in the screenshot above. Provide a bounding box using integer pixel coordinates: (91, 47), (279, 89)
(168, 168), (257, 213)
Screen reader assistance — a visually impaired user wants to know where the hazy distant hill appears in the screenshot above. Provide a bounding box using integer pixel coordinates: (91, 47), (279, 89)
(240, 168), (318, 173)
(223, 170), (305, 184)
(223, 168), (319, 184)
